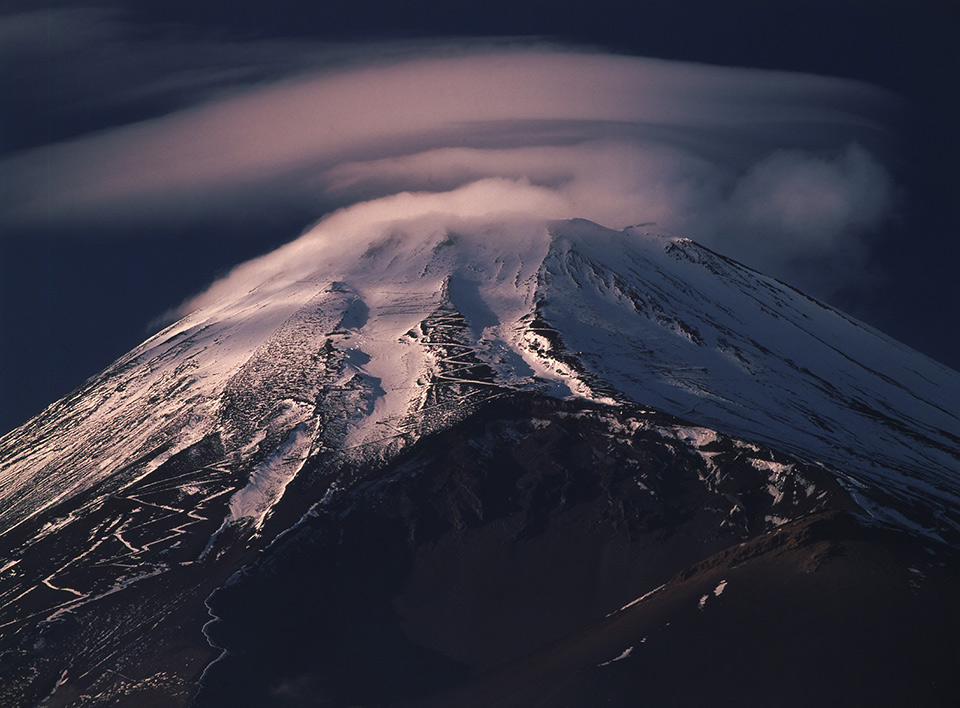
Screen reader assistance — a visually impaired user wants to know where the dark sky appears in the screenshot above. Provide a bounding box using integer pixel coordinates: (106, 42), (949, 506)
(2, 0), (958, 434)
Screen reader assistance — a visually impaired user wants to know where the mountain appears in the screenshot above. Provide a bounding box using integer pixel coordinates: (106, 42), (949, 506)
(1, 218), (958, 707)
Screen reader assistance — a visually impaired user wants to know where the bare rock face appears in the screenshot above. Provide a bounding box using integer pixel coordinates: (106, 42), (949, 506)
(1, 219), (958, 707)
(194, 394), (874, 708)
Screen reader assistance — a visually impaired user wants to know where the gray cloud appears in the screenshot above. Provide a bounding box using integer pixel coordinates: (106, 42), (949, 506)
(727, 144), (894, 247)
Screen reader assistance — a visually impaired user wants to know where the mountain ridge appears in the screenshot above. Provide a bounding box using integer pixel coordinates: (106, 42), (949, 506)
(4, 218), (956, 541)
(1, 217), (958, 706)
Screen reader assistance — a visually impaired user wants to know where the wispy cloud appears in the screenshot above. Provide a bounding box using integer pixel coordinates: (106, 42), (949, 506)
(0, 32), (902, 300)
(722, 144), (894, 259)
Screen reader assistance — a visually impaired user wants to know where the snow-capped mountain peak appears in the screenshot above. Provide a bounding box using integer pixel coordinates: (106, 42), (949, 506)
(2, 214), (960, 707)
(3, 217), (957, 544)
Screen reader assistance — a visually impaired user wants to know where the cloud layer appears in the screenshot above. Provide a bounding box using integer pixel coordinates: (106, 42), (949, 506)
(1, 40), (901, 300)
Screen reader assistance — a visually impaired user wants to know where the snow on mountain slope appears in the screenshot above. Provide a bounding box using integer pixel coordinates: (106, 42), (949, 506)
(534, 221), (960, 536)
(0, 214), (958, 553)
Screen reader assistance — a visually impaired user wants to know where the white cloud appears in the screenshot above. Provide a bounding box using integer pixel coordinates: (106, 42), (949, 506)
(321, 140), (722, 231)
(182, 178), (567, 313)
(0, 43), (902, 299)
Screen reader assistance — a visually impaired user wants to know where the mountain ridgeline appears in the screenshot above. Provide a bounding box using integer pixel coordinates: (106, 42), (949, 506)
(1, 219), (958, 707)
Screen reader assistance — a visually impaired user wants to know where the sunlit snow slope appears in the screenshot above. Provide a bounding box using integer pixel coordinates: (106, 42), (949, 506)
(1, 217), (958, 547)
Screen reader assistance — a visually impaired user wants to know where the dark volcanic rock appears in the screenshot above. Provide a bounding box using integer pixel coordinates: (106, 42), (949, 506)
(194, 395), (877, 707)
(415, 511), (960, 708)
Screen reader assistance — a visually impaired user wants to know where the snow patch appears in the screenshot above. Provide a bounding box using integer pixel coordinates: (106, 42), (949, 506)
(228, 420), (318, 529)
(598, 646), (634, 666)
(674, 427), (719, 447)
(609, 583), (666, 616)
(699, 579), (728, 610)
(34, 512), (79, 542)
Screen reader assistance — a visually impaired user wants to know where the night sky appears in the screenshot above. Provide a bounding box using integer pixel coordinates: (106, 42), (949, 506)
(2, 0), (959, 434)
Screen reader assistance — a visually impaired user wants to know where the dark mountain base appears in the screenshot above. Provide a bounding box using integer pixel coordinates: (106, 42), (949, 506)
(413, 511), (960, 708)
(194, 397), (958, 708)
(3, 396), (958, 707)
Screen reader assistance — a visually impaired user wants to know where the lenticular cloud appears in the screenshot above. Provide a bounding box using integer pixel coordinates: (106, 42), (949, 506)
(1, 45), (901, 296)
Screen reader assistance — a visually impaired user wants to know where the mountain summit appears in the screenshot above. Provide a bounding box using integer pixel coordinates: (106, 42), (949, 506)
(1, 218), (959, 706)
